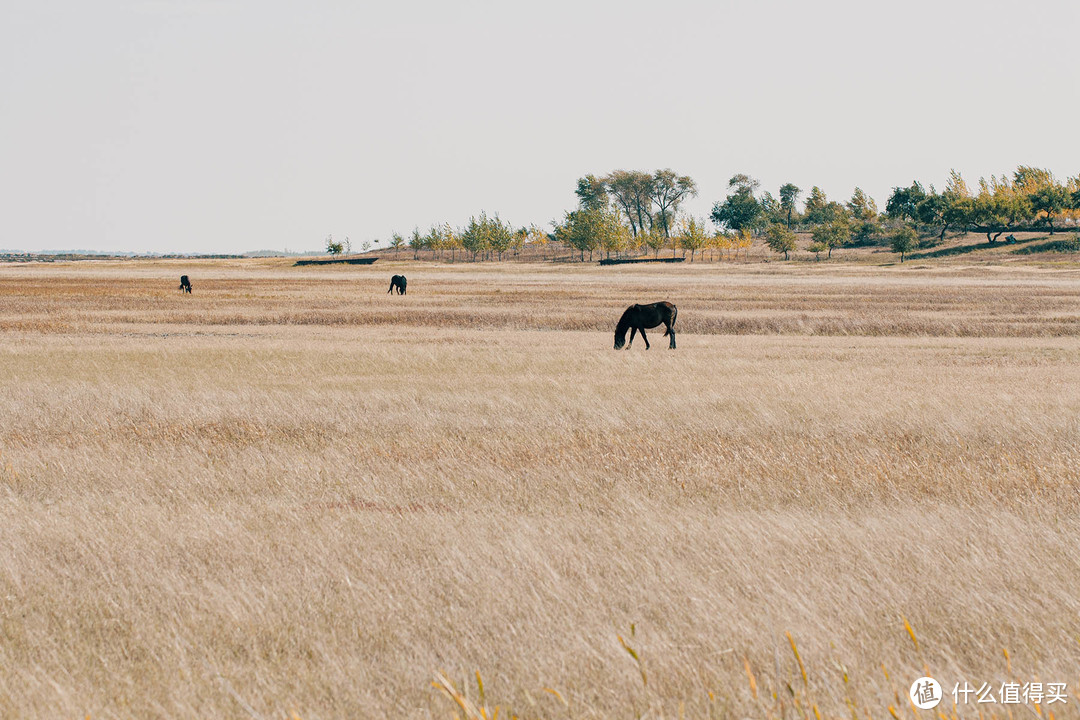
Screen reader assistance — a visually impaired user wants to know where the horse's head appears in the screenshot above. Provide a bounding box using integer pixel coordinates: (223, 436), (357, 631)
(614, 321), (629, 349)
(613, 307), (633, 349)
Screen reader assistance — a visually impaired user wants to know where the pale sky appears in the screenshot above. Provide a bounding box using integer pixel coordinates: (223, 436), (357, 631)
(1, 0), (1077, 254)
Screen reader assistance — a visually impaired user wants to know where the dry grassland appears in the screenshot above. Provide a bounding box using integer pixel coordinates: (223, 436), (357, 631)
(2, 258), (1080, 719)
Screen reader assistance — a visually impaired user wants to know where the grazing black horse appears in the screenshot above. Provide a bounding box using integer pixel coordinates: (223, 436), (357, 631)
(388, 275), (407, 295)
(614, 301), (677, 350)
(179, 275), (192, 294)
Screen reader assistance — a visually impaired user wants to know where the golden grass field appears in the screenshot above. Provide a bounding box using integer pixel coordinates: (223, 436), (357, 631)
(2, 255), (1080, 719)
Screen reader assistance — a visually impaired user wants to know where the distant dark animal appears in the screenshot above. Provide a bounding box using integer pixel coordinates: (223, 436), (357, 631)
(1005, 234), (1018, 244)
(388, 275), (407, 295)
(179, 275), (192, 294)
(614, 301), (677, 350)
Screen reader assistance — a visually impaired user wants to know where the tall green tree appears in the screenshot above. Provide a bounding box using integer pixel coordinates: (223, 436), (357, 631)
(886, 181), (954, 240)
(779, 183), (801, 226)
(605, 170), (655, 237)
(759, 191), (785, 225)
(885, 182), (927, 223)
(711, 174), (762, 233)
(1013, 166), (1055, 195)
(575, 174), (609, 212)
(803, 186), (831, 226)
(650, 169), (698, 238)
(847, 187), (878, 221)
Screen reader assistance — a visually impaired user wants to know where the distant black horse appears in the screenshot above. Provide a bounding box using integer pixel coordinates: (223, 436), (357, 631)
(614, 301), (677, 350)
(388, 275), (407, 295)
(179, 275), (192, 294)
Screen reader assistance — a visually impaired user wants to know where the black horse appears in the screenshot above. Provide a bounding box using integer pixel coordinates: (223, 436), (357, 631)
(388, 275), (407, 295)
(179, 275), (192, 294)
(614, 301), (677, 350)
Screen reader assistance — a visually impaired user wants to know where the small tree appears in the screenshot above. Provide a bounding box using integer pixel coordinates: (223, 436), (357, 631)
(765, 224), (797, 260)
(710, 232), (732, 262)
(512, 227), (528, 258)
(389, 232), (405, 256)
(488, 214), (513, 260)
(409, 227), (425, 260)
(325, 234), (343, 256)
(735, 229), (754, 260)
(811, 217), (851, 259)
(361, 240), (372, 253)
(642, 228), (667, 258)
(678, 217), (709, 262)
(599, 209), (631, 258)
(443, 223), (461, 262)
(525, 224), (549, 259)
(891, 227), (918, 262)
(1031, 183), (1070, 234)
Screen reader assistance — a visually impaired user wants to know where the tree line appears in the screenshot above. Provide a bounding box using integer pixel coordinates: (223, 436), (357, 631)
(372, 165), (1079, 263)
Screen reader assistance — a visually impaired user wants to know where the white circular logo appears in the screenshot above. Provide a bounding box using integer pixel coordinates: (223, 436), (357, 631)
(909, 677), (942, 709)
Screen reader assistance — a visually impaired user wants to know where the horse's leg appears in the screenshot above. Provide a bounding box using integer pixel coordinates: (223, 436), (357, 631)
(666, 321), (675, 348)
(640, 328), (649, 350)
(628, 327), (637, 348)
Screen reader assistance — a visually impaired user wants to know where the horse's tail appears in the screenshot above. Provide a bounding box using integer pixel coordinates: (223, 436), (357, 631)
(665, 304), (677, 335)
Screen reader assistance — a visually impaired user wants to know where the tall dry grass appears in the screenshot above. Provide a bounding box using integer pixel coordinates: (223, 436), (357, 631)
(1, 259), (1080, 718)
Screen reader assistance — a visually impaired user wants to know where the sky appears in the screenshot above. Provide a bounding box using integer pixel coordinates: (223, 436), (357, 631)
(1, 0), (1077, 254)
